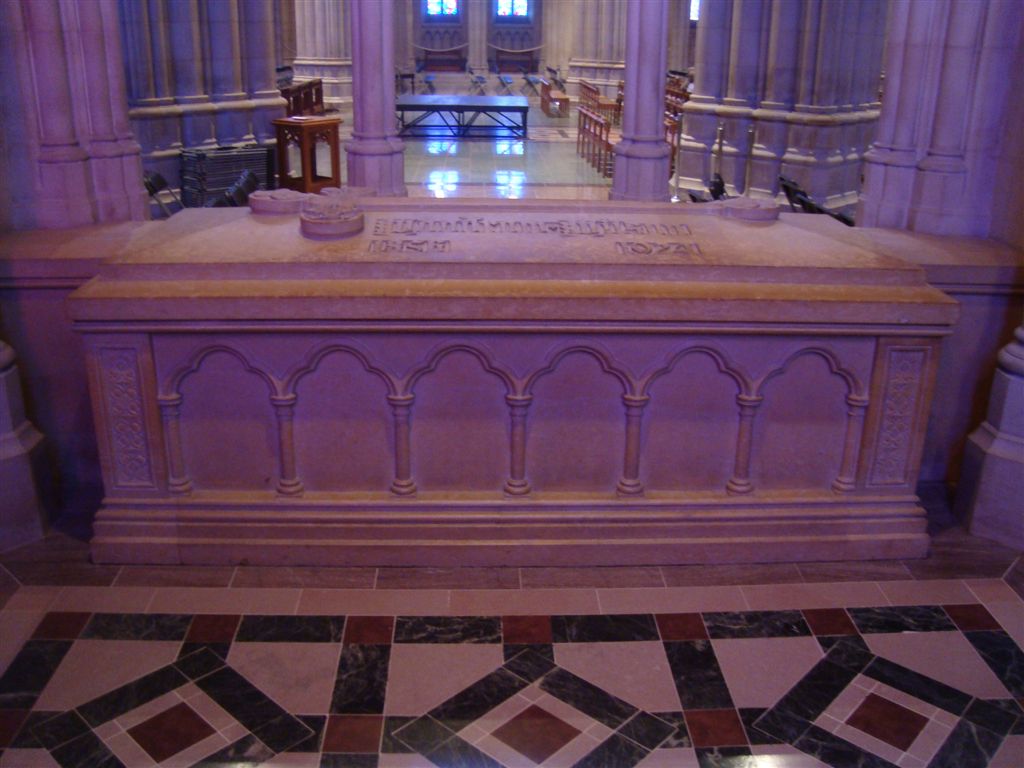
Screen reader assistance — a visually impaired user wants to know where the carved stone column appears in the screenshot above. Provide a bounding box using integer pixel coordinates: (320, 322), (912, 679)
(568, 0), (626, 93)
(610, 0), (671, 202)
(244, 0), (288, 144)
(956, 322), (1024, 550)
(0, 341), (47, 549)
(292, 0), (352, 105)
(346, 0), (407, 196)
(208, 0), (251, 142)
(467, 0), (489, 71)
(167, 0), (215, 149)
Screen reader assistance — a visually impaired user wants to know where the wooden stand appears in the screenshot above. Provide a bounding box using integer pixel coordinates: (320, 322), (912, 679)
(272, 116), (342, 194)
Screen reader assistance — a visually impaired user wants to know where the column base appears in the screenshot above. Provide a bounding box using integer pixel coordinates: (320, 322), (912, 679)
(0, 354), (48, 550)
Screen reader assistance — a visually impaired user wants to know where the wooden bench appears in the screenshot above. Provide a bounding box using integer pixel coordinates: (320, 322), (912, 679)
(577, 106), (613, 177)
(579, 79), (620, 125)
(540, 79), (570, 118)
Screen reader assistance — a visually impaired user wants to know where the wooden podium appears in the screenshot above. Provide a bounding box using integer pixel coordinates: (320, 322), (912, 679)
(273, 115), (342, 193)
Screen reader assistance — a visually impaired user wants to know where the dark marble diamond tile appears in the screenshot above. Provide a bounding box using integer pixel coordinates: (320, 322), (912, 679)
(539, 667), (637, 728)
(702, 610), (810, 639)
(963, 630), (1024, 698)
(652, 711), (692, 748)
(963, 699), (1021, 737)
(738, 708), (782, 745)
(77, 665), (188, 726)
(0, 640), (72, 709)
(492, 704), (580, 763)
(551, 613), (658, 643)
(820, 635), (874, 671)
(617, 711), (676, 749)
(925, 717), (1005, 768)
(572, 731), (650, 768)
(331, 644), (391, 714)
(177, 642), (231, 665)
(174, 647), (226, 680)
(394, 616), (500, 644)
(30, 710), (90, 750)
(502, 615), (552, 644)
(846, 692), (927, 751)
(766, 658), (859, 723)
(31, 612), (92, 640)
(81, 613), (192, 641)
(802, 608), (858, 637)
(8, 710), (60, 748)
(236, 614), (345, 643)
(863, 657), (972, 715)
(942, 603), (1003, 632)
(663, 640), (734, 710)
(127, 701), (215, 763)
(751, 707), (811, 744)
(344, 616), (394, 645)
(684, 709), (747, 748)
(381, 716), (416, 754)
(847, 605), (955, 634)
(322, 714), (383, 753)
(50, 730), (125, 768)
(429, 669), (529, 731)
(694, 746), (756, 768)
(503, 642), (553, 663)
(656, 613), (708, 641)
(391, 715), (455, 754)
(190, 733), (273, 767)
(503, 646), (555, 682)
(425, 735), (502, 768)
(185, 614), (241, 644)
(793, 725), (898, 768)
(196, 666), (308, 745)
(319, 755), (378, 768)
(0, 709), (28, 748)
(253, 712), (317, 753)
(292, 715), (326, 752)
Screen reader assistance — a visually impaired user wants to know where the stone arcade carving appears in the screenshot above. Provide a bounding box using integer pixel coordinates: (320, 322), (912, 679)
(69, 198), (957, 566)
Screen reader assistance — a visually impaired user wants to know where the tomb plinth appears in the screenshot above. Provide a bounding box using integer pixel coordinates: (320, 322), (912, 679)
(69, 199), (958, 566)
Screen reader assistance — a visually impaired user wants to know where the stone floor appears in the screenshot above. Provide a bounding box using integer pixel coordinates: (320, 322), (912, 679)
(1, 522), (1022, 768)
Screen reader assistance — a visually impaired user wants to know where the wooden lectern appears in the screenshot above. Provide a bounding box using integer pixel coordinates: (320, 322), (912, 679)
(273, 116), (342, 194)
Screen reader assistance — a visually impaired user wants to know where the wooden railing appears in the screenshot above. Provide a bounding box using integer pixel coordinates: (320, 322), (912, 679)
(578, 79), (621, 125)
(577, 106), (613, 178)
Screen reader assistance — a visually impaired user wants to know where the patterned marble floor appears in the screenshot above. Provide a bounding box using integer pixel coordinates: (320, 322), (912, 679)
(1, 527), (1022, 768)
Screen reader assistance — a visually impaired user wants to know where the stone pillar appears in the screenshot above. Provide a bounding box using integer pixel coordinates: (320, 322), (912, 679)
(541, 0), (573, 75)
(667, 0), (693, 74)
(468, 0), (489, 71)
(393, 0), (417, 73)
(0, 341), (47, 549)
(346, 0), (407, 196)
(244, 0), (288, 144)
(568, 0), (627, 93)
(956, 322), (1024, 550)
(610, 0), (671, 201)
(167, 0), (215, 150)
(860, 0), (1021, 236)
(292, 0), (352, 105)
(208, 0), (251, 142)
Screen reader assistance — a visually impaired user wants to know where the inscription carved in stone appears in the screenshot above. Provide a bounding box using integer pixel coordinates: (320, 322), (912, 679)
(870, 348), (926, 486)
(99, 348), (154, 488)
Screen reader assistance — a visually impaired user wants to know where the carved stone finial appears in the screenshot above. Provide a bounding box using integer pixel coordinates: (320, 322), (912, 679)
(249, 188), (311, 215)
(299, 188), (366, 239)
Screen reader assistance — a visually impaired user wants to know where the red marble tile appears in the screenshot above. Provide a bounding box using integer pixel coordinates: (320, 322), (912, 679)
(656, 613), (708, 641)
(502, 615), (552, 644)
(127, 702), (215, 762)
(0, 709), (28, 748)
(31, 612), (92, 640)
(322, 714), (383, 753)
(185, 614), (241, 643)
(942, 603), (1002, 631)
(344, 616), (394, 645)
(846, 693), (927, 751)
(492, 704), (581, 763)
(802, 608), (858, 636)
(684, 709), (748, 747)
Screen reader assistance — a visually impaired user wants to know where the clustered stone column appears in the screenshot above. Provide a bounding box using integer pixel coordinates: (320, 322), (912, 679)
(119, 0), (287, 185)
(859, 0), (1019, 235)
(291, 0), (352, 105)
(0, 0), (146, 228)
(678, 0), (886, 211)
(567, 0), (627, 93)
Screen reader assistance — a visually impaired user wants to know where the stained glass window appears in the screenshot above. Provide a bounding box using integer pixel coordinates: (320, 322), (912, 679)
(496, 0), (529, 17)
(426, 0), (458, 16)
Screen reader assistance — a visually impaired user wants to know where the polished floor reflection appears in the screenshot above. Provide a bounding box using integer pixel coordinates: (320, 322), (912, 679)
(1, 521), (1022, 768)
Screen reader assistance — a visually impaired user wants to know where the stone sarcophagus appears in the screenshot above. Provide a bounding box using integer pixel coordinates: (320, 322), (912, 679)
(69, 198), (957, 565)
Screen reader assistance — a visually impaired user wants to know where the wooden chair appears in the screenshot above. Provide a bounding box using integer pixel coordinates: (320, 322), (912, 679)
(540, 79), (570, 117)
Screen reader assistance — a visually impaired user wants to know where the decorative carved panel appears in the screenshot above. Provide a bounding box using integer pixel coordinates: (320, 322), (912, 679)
(98, 348), (155, 489)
